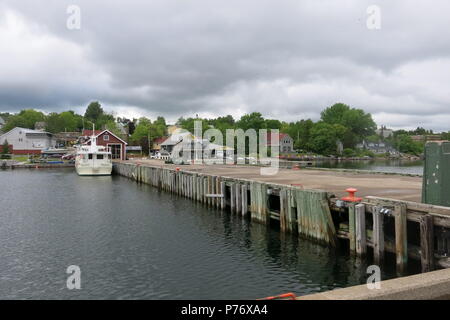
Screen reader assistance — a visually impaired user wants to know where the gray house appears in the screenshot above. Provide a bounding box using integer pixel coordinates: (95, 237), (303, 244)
(356, 140), (398, 155)
(267, 133), (294, 153)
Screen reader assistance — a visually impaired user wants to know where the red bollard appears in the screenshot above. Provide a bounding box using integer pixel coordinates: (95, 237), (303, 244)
(341, 187), (362, 202)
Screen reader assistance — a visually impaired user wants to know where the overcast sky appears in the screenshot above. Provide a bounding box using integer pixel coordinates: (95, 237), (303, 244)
(0, 0), (449, 130)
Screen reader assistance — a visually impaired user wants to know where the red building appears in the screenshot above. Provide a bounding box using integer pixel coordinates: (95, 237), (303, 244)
(81, 129), (127, 160)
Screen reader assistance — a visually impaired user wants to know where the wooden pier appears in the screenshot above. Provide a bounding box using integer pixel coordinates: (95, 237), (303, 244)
(113, 161), (450, 273)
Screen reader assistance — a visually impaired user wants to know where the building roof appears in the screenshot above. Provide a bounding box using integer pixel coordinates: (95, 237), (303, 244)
(153, 136), (168, 144)
(161, 128), (194, 146)
(83, 129), (128, 145)
(0, 127), (53, 138)
(82, 129), (103, 136)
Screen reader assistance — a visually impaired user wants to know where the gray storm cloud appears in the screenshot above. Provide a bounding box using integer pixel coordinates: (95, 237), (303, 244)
(0, 0), (449, 130)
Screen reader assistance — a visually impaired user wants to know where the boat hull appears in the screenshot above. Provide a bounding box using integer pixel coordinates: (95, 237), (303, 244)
(75, 165), (112, 176)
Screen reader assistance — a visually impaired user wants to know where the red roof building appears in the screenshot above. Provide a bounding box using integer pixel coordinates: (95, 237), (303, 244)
(83, 129), (128, 160)
(266, 133), (294, 153)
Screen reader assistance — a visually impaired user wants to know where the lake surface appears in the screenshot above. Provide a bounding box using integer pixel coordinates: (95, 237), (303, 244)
(312, 159), (424, 175)
(0, 169), (419, 299)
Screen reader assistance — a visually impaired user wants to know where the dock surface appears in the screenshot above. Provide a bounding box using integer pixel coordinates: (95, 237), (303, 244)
(119, 159), (422, 202)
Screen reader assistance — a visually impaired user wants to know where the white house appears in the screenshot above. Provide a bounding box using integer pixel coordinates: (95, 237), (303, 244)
(0, 117), (5, 132)
(0, 127), (56, 154)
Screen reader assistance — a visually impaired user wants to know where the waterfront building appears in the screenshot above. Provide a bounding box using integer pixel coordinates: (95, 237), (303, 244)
(0, 127), (56, 154)
(376, 125), (394, 139)
(81, 129), (128, 160)
(266, 133), (294, 153)
(151, 136), (168, 154)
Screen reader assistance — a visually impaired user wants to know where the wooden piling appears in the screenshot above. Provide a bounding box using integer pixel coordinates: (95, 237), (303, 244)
(230, 183), (235, 213)
(220, 181), (226, 210)
(355, 203), (367, 257)
(372, 206), (385, 264)
(241, 184), (248, 216)
(235, 183), (242, 214)
(420, 215), (434, 272)
(348, 204), (356, 253)
(395, 203), (408, 272)
(280, 188), (288, 232)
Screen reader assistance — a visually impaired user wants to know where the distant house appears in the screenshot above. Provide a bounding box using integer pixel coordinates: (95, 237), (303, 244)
(82, 129), (128, 160)
(151, 136), (168, 154)
(0, 127), (56, 154)
(356, 140), (398, 155)
(266, 133), (294, 153)
(161, 128), (233, 161)
(34, 122), (47, 131)
(375, 126), (394, 139)
(411, 134), (442, 142)
(0, 117), (5, 132)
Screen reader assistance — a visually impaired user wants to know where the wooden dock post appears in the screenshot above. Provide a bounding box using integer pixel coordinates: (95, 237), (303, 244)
(287, 189), (297, 233)
(355, 203), (367, 257)
(348, 204), (356, 253)
(235, 183), (242, 214)
(215, 177), (220, 208)
(241, 184), (248, 216)
(230, 183), (235, 213)
(395, 203), (408, 272)
(372, 206), (385, 264)
(280, 188), (288, 232)
(220, 181), (226, 210)
(420, 215), (434, 272)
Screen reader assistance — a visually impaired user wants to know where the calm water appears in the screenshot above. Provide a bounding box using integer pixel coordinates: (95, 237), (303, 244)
(313, 159), (424, 175)
(0, 169), (418, 299)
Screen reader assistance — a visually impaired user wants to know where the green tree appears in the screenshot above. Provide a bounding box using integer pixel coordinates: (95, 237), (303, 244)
(84, 101), (104, 123)
(236, 112), (266, 131)
(395, 134), (424, 155)
(2, 109), (46, 132)
(308, 122), (347, 155)
(1, 139), (9, 154)
(45, 111), (84, 133)
(321, 103), (376, 147)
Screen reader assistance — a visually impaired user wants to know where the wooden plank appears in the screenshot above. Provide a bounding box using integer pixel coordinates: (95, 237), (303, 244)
(355, 203), (367, 257)
(366, 196), (450, 216)
(420, 215), (435, 272)
(348, 204), (356, 253)
(372, 206), (385, 265)
(241, 184), (248, 217)
(395, 203), (408, 272)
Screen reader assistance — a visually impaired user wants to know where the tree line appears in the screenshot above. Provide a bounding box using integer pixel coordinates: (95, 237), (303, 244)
(1, 102), (443, 156)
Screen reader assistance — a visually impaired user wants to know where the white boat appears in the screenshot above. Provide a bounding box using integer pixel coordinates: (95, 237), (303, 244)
(75, 130), (112, 176)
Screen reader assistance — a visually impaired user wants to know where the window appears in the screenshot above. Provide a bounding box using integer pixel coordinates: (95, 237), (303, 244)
(88, 154), (93, 160)
(103, 135), (109, 141)
(97, 154), (104, 160)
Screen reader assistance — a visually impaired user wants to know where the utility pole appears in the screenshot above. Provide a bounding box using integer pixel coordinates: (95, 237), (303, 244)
(148, 132), (151, 157)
